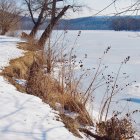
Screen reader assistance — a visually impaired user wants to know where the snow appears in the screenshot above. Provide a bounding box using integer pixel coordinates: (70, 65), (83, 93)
(0, 36), (82, 140)
(17, 30), (140, 138)
(47, 30), (140, 135)
(14, 78), (27, 87)
(0, 36), (24, 72)
(128, 83), (140, 97)
(0, 77), (80, 140)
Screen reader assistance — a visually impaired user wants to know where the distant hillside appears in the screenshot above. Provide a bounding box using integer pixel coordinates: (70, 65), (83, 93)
(58, 16), (113, 30)
(21, 16), (140, 31)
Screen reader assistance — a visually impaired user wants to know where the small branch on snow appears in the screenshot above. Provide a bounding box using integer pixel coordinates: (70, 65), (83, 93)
(79, 128), (109, 140)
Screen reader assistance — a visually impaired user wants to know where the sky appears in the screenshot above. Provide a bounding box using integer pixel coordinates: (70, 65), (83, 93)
(17, 0), (139, 19)
(68, 0), (139, 18)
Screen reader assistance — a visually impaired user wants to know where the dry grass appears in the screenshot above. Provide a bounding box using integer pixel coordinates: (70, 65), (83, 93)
(2, 51), (34, 79)
(1, 41), (93, 138)
(26, 56), (93, 137)
(1, 39), (137, 139)
(20, 32), (44, 51)
(1, 43), (36, 92)
(1, 41), (136, 139)
(96, 116), (135, 140)
(60, 114), (82, 138)
(18, 42), (39, 51)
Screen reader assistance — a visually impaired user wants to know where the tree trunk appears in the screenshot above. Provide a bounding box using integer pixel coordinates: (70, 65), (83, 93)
(29, 23), (41, 38)
(1, 28), (8, 35)
(29, 2), (46, 38)
(37, 19), (57, 49)
(37, 5), (70, 49)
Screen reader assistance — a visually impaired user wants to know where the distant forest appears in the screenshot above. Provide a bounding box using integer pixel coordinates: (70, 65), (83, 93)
(21, 16), (140, 31)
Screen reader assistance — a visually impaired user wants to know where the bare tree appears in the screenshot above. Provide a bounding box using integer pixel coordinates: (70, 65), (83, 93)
(0, 0), (22, 35)
(23, 0), (81, 49)
(92, 0), (140, 16)
(37, 0), (140, 49)
(37, 0), (70, 49)
(37, 0), (82, 49)
(113, 0), (140, 16)
(23, 0), (65, 38)
(24, 0), (50, 38)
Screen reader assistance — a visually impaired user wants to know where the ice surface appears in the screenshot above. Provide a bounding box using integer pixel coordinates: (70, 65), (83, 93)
(17, 30), (140, 137)
(48, 30), (140, 133)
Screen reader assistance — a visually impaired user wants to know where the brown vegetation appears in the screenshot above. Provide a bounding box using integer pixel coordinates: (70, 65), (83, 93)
(1, 42), (93, 138)
(25, 53), (93, 137)
(0, 41), (137, 140)
(0, 0), (139, 138)
(0, 0), (21, 35)
(96, 116), (135, 140)
(23, 0), (82, 49)
(1, 43), (35, 92)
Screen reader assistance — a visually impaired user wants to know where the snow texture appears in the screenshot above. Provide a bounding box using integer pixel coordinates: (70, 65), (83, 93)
(0, 36), (82, 140)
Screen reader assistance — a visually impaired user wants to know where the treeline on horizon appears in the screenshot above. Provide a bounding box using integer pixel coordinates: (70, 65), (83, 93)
(111, 17), (140, 31)
(21, 16), (140, 31)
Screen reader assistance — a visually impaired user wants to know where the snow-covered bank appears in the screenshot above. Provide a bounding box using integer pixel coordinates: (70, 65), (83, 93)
(0, 36), (24, 72)
(0, 36), (82, 140)
(0, 77), (80, 140)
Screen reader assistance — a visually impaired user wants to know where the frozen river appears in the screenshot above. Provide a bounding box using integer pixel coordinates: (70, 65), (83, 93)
(23, 30), (140, 132)
(51, 30), (140, 131)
